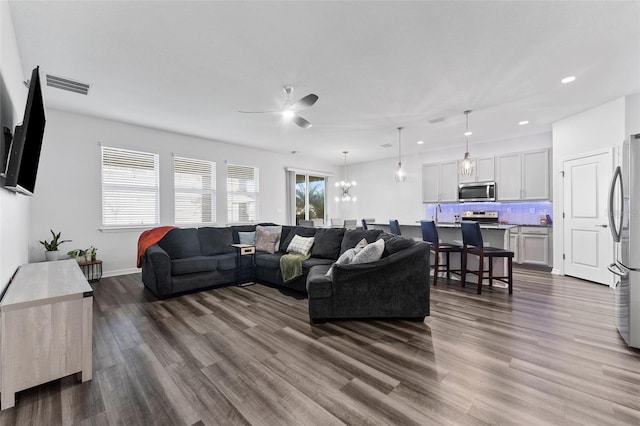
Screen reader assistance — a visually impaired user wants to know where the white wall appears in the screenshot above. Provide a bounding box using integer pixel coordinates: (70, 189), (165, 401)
(337, 132), (552, 224)
(0, 1), (31, 293)
(29, 109), (340, 276)
(551, 97), (627, 274)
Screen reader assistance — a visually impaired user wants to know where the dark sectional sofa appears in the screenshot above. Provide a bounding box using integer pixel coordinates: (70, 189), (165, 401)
(140, 223), (430, 321)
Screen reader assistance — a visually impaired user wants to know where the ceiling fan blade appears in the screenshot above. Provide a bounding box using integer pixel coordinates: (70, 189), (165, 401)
(292, 114), (312, 129)
(292, 94), (318, 111)
(238, 110), (280, 114)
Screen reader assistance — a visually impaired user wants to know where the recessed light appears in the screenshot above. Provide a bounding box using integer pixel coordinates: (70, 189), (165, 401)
(417, 140), (424, 145)
(519, 120), (529, 126)
(464, 131), (472, 136)
(561, 76), (576, 84)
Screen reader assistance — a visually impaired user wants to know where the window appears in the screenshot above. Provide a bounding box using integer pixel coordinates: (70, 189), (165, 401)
(227, 164), (258, 222)
(101, 146), (159, 227)
(295, 174), (326, 224)
(174, 156), (216, 224)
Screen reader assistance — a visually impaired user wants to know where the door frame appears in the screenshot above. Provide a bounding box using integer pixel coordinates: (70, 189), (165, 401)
(558, 148), (616, 286)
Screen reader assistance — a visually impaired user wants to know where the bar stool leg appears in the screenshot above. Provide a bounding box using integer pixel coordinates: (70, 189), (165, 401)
(432, 250), (439, 286)
(461, 250), (467, 287)
(477, 253), (484, 294)
(446, 252), (451, 280)
(508, 257), (513, 295)
(489, 258), (493, 287)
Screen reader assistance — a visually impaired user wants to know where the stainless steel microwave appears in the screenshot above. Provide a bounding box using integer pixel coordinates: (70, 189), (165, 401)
(458, 181), (496, 202)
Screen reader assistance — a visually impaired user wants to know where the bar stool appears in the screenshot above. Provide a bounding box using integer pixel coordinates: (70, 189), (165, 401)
(389, 219), (401, 235)
(460, 221), (514, 295)
(362, 218), (375, 230)
(420, 220), (463, 286)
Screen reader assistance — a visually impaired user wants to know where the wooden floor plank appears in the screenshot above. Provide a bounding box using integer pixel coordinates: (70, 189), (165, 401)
(1, 268), (639, 425)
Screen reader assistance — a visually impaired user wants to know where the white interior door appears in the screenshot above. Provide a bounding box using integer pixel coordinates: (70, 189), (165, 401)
(563, 152), (613, 285)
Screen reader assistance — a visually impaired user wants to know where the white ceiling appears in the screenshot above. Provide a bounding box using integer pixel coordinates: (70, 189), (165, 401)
(8, 1), (640, 165)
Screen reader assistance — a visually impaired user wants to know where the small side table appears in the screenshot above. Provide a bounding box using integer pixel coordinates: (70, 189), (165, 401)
(230, 244), (255, 284)
(77, 259), (103, 283)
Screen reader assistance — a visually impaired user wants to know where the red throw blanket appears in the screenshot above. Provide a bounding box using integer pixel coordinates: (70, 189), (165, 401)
(137, 226), (176, 267)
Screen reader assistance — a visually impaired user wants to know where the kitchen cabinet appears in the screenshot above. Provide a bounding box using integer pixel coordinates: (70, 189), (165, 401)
(496, 149), (549, 200)
(510, 226), (551, 265)
(459, 156), (495, 183)
(422, 161), (458, 202)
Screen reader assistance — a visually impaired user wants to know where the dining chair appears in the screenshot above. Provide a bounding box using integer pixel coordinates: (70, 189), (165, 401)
(299, 220), (314, 228)
(389, 219), (401, 235)
(311, 218), (324, 227)
(344, 219), (357, 229)
(361, 218), (375, 230)
(420, 220), (463, 286)
(330, 218), (344, 228)
(460, 221), (514, 294)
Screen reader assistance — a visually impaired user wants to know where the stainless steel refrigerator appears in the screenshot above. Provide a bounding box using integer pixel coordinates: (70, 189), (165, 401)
(608, 133), (640, 348)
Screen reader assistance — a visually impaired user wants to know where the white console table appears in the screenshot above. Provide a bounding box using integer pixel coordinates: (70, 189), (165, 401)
(0, 259), (93, 410)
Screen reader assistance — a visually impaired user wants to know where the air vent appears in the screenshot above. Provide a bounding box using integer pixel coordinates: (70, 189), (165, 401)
(380, 143), (392, 148)
(46, 74), (90, 95)
(429, 116), (446, 124)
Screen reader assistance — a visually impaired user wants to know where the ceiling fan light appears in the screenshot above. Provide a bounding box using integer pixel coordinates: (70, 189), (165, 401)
(282, 109), (295, 119)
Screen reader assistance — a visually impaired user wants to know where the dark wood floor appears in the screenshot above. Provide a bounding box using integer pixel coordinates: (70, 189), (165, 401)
(1, 269), (639, 425)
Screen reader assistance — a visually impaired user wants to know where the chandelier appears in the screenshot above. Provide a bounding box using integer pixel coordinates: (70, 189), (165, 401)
(460, 110), (474, 176)
(335, 151), (357, 202)
(393, 127), (406, 183)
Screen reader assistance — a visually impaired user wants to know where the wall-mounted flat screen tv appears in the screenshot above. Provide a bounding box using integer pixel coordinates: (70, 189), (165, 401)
(3, 66), (46, 195)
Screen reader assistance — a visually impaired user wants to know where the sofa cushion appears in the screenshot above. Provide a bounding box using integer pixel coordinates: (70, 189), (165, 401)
(302, 257), (334, 270)
(158, 228), (201, 259)
(215, 253), (238, 271)
(198, 227), (235, 256)
(311, 228), (345, 260)
(254, 252), (284, 270)
(255, 225), (282, 254)
(377, 234), (416, 257)
(307, 265), (333, 298)
(279, 226), (294, 251)
(280, 227), (317, 252)
(171, 256), (218, 275)
(340, 229), (383, 255)
(287, 235), (315, 255)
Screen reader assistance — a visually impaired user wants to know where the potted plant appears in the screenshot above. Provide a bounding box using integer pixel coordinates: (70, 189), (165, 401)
(67, 248), (87, 263)
(39, 230), (71, 261)
(89, 246), (98, 261)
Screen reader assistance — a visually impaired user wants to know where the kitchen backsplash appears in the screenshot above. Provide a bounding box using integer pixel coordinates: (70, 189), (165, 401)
(424, 201), (553, 225)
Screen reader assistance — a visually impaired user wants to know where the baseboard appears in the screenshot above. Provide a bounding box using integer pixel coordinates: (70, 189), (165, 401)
(103, 268), (139, 278)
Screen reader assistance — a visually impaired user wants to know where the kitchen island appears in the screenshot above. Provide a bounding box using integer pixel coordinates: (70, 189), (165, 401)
(372, 221), (516, 285)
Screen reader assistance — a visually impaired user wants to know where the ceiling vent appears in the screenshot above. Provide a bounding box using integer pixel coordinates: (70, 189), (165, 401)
(429, 116), (447, 124)
(380, 143), (392, 148)
(46, 74), (90, 95)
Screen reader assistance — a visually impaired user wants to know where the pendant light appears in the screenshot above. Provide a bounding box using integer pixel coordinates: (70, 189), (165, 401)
(460, 110), (474, 177)
(335, 151), (357, 202)
(393, 127), (406, 183)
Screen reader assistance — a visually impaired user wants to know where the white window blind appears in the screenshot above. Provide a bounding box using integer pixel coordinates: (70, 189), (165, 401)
(174, 156), (216, 224)
(101, 146), (159, 227)
(227, 164), (259, 222)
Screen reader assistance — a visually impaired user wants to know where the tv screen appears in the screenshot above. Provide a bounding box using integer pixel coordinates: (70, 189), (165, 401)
(4, 66), (46, 195)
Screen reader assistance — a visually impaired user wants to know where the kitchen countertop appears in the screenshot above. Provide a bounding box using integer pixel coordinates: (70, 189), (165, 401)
(374, 222), (517, 230)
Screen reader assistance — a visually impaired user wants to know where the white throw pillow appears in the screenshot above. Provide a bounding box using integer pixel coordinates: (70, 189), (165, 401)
(287, 235), (315, 256)
(351, 238), (385, 265)
(325, 238), (368, 277)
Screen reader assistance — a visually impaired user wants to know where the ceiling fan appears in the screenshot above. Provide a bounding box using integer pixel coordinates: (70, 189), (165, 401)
(239, 85), (318, 129)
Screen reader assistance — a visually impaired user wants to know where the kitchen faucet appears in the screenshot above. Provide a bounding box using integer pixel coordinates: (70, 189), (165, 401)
(434, 203), (442, 224)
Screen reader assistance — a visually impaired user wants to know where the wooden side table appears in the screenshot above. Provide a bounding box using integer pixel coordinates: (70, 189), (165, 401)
(230, 244), (255, 284)
(77, 259), (103, 283)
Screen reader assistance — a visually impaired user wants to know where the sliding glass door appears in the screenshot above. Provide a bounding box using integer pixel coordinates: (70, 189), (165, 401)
(295, 174), (326, 225)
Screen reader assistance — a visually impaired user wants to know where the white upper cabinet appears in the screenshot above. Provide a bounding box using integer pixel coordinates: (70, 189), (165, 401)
(439, 161), (459, 202)
(422, 163), (440, 202)
(460, 156), (496, 183)
(422, 161), (458, 202)
(496, 149), (550, 200)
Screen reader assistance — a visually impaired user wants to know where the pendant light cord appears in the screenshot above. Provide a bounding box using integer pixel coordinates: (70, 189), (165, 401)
(397, 127), (403, 165)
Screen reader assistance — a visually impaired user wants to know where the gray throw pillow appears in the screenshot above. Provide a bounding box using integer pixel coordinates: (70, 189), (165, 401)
(238, 231), (256, 245)
(325, 238), (367, 277)
(255, 226), (281, 254)
(351, 238), (385, 265)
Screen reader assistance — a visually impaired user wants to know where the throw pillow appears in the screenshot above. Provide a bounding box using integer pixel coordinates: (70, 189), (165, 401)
(257, 225), (282, 250)
(311, 228), (345, 259)
(238, 231), (256, 245)
(339, 229), (383, 255)
(255, 226), (282, 254)
(280, 227), (317, 253)
(351, 238), (385, 265)
(325, 238), (368, 277)
(287, 235), (315, 256)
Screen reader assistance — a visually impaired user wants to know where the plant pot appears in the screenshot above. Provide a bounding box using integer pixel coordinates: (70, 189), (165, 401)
(45, 250), (60, 261)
